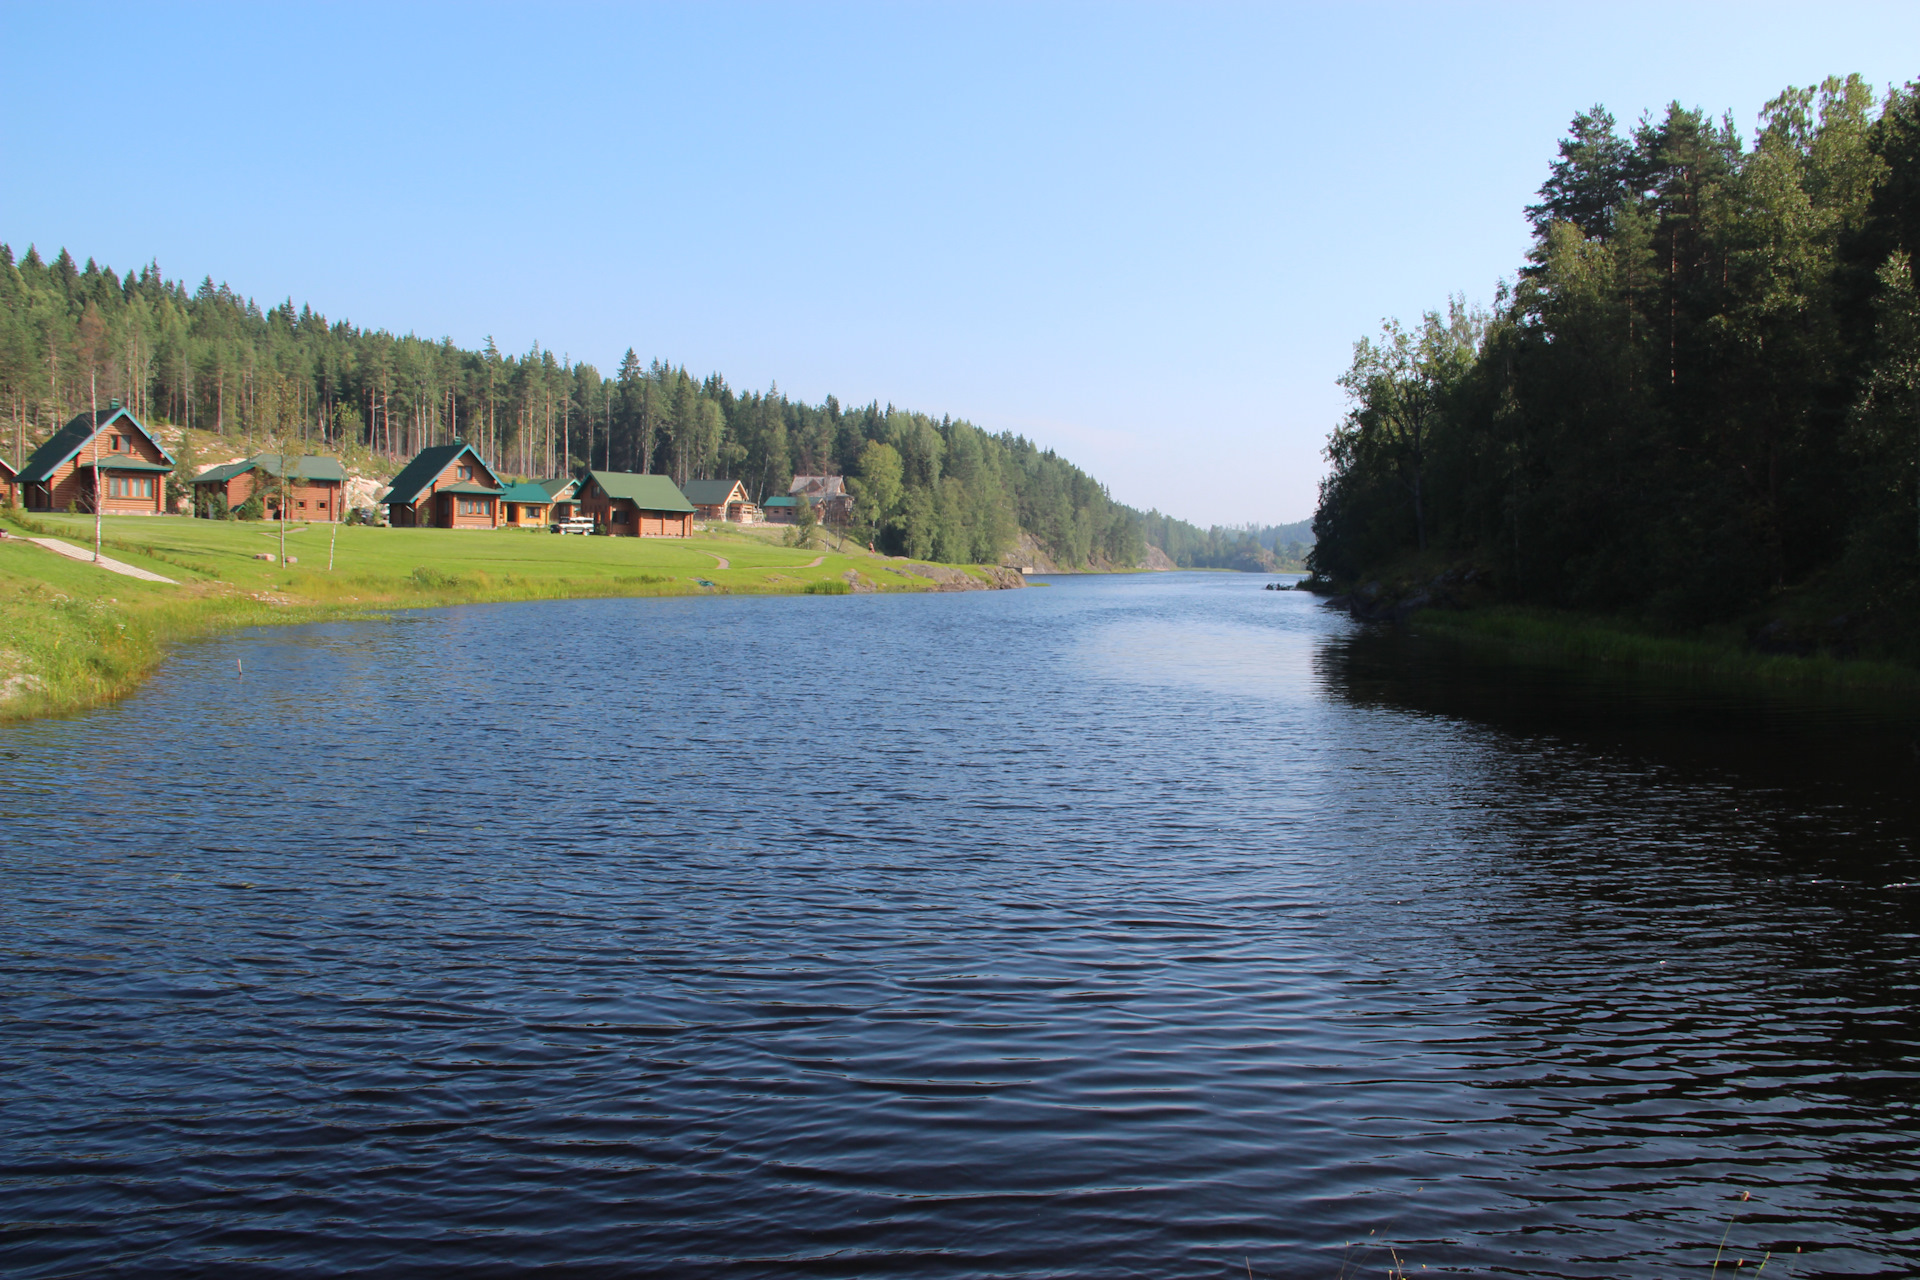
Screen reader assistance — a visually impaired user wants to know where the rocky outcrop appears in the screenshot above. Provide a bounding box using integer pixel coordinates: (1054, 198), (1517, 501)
(1323, 566), (1495, 622)
(897, 563), (1026, 591)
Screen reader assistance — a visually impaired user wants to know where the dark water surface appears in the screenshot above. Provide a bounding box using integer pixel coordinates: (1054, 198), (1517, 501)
(4, 573), (1919, 1278)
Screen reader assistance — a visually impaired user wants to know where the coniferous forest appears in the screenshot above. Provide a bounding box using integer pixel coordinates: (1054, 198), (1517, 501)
(1312, 76), (1920, 655)
(0, 247), (1299, 569)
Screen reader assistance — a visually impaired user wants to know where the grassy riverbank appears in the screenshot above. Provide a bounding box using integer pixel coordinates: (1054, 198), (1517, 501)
(0, 511), (1018, 721)
(1411, 604), (1920, 692)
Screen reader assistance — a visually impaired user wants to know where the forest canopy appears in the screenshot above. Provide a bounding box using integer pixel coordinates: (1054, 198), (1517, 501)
(0, 246), (1300, 569)
(1311, 75), (1920, 651)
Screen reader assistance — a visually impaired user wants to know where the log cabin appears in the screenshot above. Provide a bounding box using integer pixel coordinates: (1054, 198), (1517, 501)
(760, 495), (799, 524)
(579, 471), (695, 537)
(190, 453), (346, 520)
(682, 478), (758, 523)
(789, 474), (854, 525)
(383, 443), (503, 528)
(538, 476), (581, 521)
(0, 455), (16, 507)
(499, 481), (552, 528)
(19, 401), (175, 514)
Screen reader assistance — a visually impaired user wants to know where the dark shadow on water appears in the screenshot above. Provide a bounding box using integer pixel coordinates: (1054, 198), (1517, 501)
(1315, 621), (1920, 862)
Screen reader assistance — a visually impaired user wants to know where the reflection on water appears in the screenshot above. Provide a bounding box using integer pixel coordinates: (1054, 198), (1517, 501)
(1, 574), (1917, 1278)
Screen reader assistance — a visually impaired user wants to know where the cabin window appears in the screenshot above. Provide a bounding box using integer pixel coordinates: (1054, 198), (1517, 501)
(457, 497), (490, 516)
(457, 465), (473, 481)
(109, 435), (124, 453)
(613, 508), (629, 524)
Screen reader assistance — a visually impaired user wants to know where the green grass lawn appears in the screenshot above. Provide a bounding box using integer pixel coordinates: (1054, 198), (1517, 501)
(0, 510), (1013, 718)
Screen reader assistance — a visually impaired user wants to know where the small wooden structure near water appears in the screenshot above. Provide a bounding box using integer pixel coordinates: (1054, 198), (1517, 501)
(191, 453), (346, 521)
(683, 478), (759, 523)
(579, 471), (695, 537)
(384, 443), (504, 528)
(18, 401), (174, 514)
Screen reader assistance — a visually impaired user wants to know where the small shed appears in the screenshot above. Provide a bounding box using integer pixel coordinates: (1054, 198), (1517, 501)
(683, 478), (758, 523)
(760, 494), (799, 524)
(191, 453), (346, 520)
(19, 401), (175, 514)
(384, 443), (504, 528)
(499, 481), (553, 528)
(579, 471), (695, 537)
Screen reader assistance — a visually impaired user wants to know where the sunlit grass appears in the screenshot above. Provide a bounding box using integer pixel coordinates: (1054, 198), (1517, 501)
(0, 510), (1010, 719)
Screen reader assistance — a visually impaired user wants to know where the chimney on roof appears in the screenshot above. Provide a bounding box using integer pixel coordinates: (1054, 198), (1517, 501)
(109, 398), (120, 412)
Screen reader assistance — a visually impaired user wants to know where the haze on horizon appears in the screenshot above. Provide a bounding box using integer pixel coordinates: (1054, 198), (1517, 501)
(4, 1), (1917, 528)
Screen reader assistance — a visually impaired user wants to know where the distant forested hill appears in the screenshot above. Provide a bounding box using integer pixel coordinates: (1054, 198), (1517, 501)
(0, 246), (1294, 569)
(1312, 76), (1920, 653)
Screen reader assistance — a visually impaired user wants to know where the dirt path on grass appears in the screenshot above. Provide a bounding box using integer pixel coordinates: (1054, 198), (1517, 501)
(803, 556), (825, 567)
(27, 537), (178, 584)
(708, 552), (731, 570)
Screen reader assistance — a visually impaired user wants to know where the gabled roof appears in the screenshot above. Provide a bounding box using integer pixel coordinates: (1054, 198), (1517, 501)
(19, 406), (175, 483)
(191, 453), (345, 485)
(384, 443), (500, 505)
(761, 495), (799, 508)
(536, 476), (579, 500)
(192, 458), (253, 485)
(790, 474), (845, 498)
(583, 470), (694, 513)
(498, 481), (552, 503)
(0, 456), (17, 482)
(682, 478), (747, 506)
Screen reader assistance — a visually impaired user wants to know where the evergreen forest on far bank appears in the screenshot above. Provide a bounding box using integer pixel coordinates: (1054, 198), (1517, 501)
(0, 248), (1303, 571)
(1312, 75), (1920, 659)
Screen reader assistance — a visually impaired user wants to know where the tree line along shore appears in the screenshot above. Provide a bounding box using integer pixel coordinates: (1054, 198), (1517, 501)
(1308, 75), (1920, 681)
(0, 246), (1306, 575)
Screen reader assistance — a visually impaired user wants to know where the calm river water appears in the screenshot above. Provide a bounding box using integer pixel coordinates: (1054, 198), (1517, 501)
(4, 573), (1919, 1278)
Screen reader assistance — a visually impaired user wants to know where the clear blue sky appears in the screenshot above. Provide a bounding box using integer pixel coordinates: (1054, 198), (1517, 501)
(4, 2), (1917, 526)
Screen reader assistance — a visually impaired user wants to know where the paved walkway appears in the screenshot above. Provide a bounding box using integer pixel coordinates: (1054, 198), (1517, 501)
(27, 537), (178, 584)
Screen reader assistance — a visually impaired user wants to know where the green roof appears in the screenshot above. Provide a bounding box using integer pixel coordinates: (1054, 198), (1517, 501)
(761, 495), (798, 508)
(583, 470), (694, 513)
(20, 407), (175, 483)
(385, 443), (499, 505)
(79, 458), (174, 472)
(437, 481), (499, 496)
(536, 476), (579, 500)
(191, 459), (251, 485)
(682, 478), (745, 506)
(191, 453), (345, 485)
(498, 481), (552, 503)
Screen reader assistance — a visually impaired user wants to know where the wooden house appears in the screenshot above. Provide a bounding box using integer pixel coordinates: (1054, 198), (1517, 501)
(383, 443), (503, 528)
(790, 474), (854, 525)
(0, 455), (16, 507)
(18, 401), (175, 514)
(499, 481), (552, 527)
(579, 471), (695, 537)
(538, 476), (581, 520)
(190, 453), (346, 520)
(760, 495), (799, 524)
(683, 478), (758, 523)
